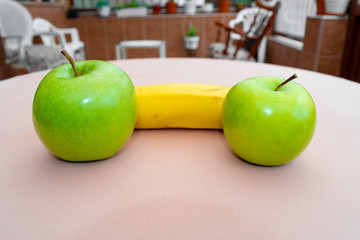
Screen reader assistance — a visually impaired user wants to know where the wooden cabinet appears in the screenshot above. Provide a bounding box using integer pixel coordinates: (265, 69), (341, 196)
(65, 13), (236, 60)
(341, 0), (360, 83)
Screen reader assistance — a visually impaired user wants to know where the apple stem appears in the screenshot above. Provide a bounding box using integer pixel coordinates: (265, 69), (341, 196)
(61, 50), (79, 77)
(275, 74), (298, 91)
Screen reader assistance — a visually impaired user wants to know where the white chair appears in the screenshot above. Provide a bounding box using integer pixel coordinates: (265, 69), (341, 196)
(0, 0), (33, 64)
(0, 0), (85, 72)
(115, 40), (166, 59)
(208, 0), (280, 62)
(32, 18), (85, 61)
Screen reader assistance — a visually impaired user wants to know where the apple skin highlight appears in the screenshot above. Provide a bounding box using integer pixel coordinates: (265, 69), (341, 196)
(222, 76), (316, 166)
(32, 60), (137, 161)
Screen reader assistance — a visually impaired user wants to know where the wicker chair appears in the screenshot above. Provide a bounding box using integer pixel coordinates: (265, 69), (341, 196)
(208, 0), (280, 62)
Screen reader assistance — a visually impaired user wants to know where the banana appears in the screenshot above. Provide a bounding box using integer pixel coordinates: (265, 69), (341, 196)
(135, 83), (230, 129)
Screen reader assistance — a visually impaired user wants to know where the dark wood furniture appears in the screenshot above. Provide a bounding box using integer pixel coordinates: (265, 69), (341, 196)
(341, 0), (360, 83)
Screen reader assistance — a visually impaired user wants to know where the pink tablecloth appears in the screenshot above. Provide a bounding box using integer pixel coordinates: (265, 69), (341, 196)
(1, 58), (359, 239)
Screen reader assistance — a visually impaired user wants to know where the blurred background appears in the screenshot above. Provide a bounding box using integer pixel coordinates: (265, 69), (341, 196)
(0, 0), (359, 83)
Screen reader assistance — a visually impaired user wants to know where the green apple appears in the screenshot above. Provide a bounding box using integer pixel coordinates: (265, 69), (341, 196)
(32, 51), (137, 161)
(222, 75), (316, 166)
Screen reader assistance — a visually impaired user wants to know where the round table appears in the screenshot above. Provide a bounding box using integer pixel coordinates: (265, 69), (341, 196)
(1, 58), (359, 239)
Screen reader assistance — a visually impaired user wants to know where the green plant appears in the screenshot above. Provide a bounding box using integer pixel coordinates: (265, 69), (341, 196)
(235, 0), (249, 9)
(96, 0), (110, 8)
(235, 0), (249, 4)
(115, 0), (146, 9)
(185, 26), (199, 37)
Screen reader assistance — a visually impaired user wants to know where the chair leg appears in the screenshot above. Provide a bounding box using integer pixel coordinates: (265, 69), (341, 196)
(257, 37), (267, 63)
(248, 38), (262, 61)
(81, 48), (86, 60)
(222, 34), (232, 56)
(120, 46), (127, 59)
(233, 40), (245, 59)
(115, 45), (121, 60)
(159, 41), (166, 58)
(216, 25), (222, 43)
(75, 48), (86, 61)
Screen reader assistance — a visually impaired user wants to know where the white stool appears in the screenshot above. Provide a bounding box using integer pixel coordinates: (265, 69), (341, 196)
(115, 40), (166, 59)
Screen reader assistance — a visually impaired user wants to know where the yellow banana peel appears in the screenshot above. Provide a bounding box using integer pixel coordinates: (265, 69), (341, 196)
(135, 83), (230, 129)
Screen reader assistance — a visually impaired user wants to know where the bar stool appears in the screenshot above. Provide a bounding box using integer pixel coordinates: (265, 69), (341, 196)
(115, 40), (166, 59)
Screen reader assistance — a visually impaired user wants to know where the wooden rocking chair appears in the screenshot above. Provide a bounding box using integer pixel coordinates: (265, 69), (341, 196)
(208, 0), (280, 61)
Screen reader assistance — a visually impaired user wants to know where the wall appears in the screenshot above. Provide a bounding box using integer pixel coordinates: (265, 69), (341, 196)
(66, 13), (235, 61)
(26, 3), (68, 27)
(266, 15), (349, 78)
(299, 16), (348, 76)
(341, 0), (360, 83)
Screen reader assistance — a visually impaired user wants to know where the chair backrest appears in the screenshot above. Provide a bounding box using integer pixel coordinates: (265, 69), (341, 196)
(32, 18), (58, 47)
(33, 17), (86, 60)
(229, 1), (278, 41)
(0, 0), (33, 62)
(210, 0), (280, 61)
(115, 40), (166, 59)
